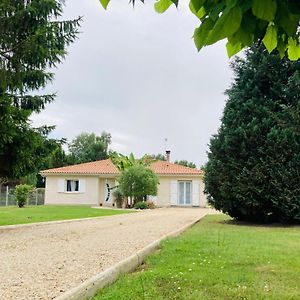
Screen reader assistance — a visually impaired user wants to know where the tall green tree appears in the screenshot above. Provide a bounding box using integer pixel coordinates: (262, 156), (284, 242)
(0, 0), (80, 179)
(99, 0), (300, 60)
(174, 160), (196, 168)
(204, 45), (300, 223)
(68, 132), (111, 163)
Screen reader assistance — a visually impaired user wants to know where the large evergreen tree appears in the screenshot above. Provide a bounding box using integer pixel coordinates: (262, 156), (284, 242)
(204, 45), (300, 223)
(0, 0), (80, 179)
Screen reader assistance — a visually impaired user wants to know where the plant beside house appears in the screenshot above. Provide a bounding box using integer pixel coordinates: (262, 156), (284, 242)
(118, 164), (159, 208)
(133, 200), (157, 210)
(134, 201), (148, 209)
(14, 184), (33, 208)
(112, 188), (124, 208)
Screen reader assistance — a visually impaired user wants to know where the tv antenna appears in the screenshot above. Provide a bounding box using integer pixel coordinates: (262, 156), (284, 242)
(164, 138), (168, 152)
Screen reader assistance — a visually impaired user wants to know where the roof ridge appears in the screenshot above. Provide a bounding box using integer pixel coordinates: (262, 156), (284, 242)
(150, 160), (202, 172)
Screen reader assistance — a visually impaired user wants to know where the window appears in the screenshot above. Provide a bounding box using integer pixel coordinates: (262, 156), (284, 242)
(178, 181), (192, 205)
(66, 180), (79, 192)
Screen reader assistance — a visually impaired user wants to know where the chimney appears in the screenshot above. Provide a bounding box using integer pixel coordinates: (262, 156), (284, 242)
(165, 150), (171, 162)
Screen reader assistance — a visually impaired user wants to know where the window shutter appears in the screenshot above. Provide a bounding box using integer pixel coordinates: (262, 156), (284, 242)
(58, 179), (65, 193)
(79, 179), (86, 193)
(192, 180), (200, 206)
(170, 180), (178, 206)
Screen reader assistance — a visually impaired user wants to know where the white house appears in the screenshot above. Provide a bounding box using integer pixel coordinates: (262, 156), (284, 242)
(40, 154), (207, 207)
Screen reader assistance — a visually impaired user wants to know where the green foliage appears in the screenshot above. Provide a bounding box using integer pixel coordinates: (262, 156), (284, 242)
(50, 144), (68, 168)
(112, 187), (124, 208)
(68, 132), (111, 163)
(110, 152), (150, 171)
(147, 153), (166, 161)
(14, 184), (33, 208)
(134, 201), (148, 209)
(21, 173), (38, 186)
(0, 0), (80, 179)
(0, 205), (133, 226)
(118, 165), (159, 203)
(191, 0), (300, 60)
(154, 0), (173, 13)
(174, 160), (196, 168)
(204, 45), (300, 223)
(99, 0), (300, 60)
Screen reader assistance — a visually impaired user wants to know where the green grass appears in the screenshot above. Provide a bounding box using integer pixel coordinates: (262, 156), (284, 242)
(0, 205), (132, 226)
(94, 215), (300, 300)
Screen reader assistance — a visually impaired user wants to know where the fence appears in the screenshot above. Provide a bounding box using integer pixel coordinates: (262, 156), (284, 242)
(0, 186), (45, 207)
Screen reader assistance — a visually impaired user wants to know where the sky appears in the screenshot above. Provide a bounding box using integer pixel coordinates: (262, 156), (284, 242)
(31, 0), (233, 167)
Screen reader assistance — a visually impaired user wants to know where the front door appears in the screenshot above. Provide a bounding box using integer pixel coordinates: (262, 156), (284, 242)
(178, 181), (192, 205)
(104, 179), (115, 204)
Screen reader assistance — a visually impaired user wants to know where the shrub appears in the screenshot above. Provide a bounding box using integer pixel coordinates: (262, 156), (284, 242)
(118, 164), (159, 205)
(112, 188), (124, 208)
(147, 200), (157, 209)
(14, 184), (33, 208)
(134, 201), (148, 210)
(204, 45), (300, 223)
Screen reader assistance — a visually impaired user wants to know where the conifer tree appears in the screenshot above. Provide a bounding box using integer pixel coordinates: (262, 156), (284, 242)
(0, 0), (80, 178)
(204, 45), (300, 223)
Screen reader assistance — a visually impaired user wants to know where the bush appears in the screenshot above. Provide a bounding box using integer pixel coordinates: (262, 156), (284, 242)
(134, 201), (148, 210)
(147, 200), (156, 209)
(204, 46), (300, 223)
(14, 184), (33, 208)
(118, 165), (159, 205)
(112, 188), (124, 208)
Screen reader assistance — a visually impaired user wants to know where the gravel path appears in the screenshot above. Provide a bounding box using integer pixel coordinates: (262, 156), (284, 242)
(0, 208), (215, 300)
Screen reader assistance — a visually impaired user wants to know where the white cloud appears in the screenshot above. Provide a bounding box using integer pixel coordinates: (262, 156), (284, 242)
(31, 0), (232, 167)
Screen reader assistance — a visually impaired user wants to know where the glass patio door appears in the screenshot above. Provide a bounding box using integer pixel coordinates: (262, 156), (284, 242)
(178, 181), (192, 205)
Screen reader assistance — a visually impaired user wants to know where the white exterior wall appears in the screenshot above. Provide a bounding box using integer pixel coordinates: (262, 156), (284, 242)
(155, 176), (208, 207)
(44, 174), (208, 207)
(44, 175), (100, 205)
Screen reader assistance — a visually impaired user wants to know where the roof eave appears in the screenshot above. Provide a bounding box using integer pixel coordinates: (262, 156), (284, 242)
(40, 172), (120, 177)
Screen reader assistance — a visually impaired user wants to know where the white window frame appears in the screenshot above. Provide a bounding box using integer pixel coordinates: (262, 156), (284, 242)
(65, 179), (79, 193)
(178, 181), (192, 206)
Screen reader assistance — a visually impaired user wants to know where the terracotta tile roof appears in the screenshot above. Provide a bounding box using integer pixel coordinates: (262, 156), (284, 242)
(40, 159), (119, 175)
(149, 160), (203, 175)
(41, 159), (203, 176)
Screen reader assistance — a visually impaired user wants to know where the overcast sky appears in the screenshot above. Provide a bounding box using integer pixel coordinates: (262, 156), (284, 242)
(31, 0), (233, 167)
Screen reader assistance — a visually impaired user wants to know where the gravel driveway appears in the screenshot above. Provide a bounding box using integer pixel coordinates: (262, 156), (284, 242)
(0, 207), (215, 300)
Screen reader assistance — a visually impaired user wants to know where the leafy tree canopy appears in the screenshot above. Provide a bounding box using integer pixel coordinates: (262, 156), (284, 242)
(0, 0), (80, 179)
(148, 153), (166, 161)
(99, 0), (300, 60)
(68, 132), (111, 163)
(118, 164), (159, 203)
(110, 152), (150, 171)
(174, 160), (197, 168)
(204, 44), (300, 223)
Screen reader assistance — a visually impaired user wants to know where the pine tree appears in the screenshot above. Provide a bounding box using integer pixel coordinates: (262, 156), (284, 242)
(0, 0), (80, 179)
(204, 45), (300, 223)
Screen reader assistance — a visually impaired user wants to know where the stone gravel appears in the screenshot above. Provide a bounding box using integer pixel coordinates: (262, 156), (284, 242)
(0, 207), (215, 300)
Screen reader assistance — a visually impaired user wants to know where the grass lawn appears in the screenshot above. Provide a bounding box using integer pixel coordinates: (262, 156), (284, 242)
(0, 205), (133, 226)
(94, 215), (300, 300)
